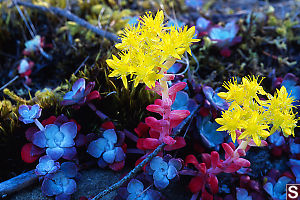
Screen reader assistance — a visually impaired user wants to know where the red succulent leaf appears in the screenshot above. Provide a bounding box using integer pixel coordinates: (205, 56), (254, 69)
(185, 154), (199, 166)
(134, 122), (150, 138)
(145, 117), (168, 131)
(149, 129), (160, 139)
(163, 135), (176, 145)
(198, 163), (207, 174)
(169, 110), (190, 128)
(188, 176), (204, 193)
(86, 90), (100, 101)
(169, 82), (187, 102)
(237, 149), (246, 157)
(101, 121), (115, 130)
(21, 143), (40, 163)
(234, 158), (250, 168)
(109, 160), (125, 171)
(228, 142), (236, 150)
(223, 163), (241, 173)
(164, 137), (186, 151)
(137, 138), (161, 150)
(42, 116), (57, 126)
(202, 189), (213, 200)
(211, 151), (220, 169)
(208, 175), (219, 194)
(20, 70), (32, 77)
(146, 104), (163, 116)
(222, 143), (234, 158)
(201, 153), (211, 169)
(146, 81), (163, 95)
(161, 74), (175, 81)
(154, 99), (162, 106)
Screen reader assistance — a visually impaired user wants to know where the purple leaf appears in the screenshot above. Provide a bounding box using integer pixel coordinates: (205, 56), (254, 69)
(44, 124), (60, 139)
(63, 178), (76, 195)
(32, 131), (47, 148)
(61, 162), (77, 178)
(46, 147), (64, 160)
(169, 158), (182, 171)
(19, 104), (42, 124)
(203, 86), (229, 110)
(42, 179), (63, 196)
(150, 157), (167, 171)
(60, 122), (77, 139)
(87, 138), (107, 158)
(115, 147), (126, 162)
(72, 78), (85, 92)
(62, 147), (77, 160)
(127, 179), (144, 194)
(103, 129), (117, 144)
(103, 149), (116, 164)
(167, 165), (178, 180)
(97, 157), (108, 168)
(236, 188), (252, 200)
(171, 91), (189, 110)
(35, 155), (60, 176)
(154, 176), (169, 189)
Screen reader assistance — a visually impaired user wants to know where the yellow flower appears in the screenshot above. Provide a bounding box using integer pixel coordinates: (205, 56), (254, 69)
(267, 86), (295, 113)
(215, 76), (298, 146)
(215, 103), (245, 142)
(106, 10), (199, 88)
(238, 111), (270, 146)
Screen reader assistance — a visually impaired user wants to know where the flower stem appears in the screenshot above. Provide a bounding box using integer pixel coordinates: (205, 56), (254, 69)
(87, 102), (109, 121)
(91, 105), (200, 200)
(126, 148), (145, 154)
(34, 119), (44, 131)
(236, 138), (251, 152)
(123, 129), (138, 142)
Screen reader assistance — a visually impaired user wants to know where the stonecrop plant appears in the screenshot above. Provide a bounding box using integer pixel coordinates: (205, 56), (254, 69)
(106, 10), (199, 89)
(216, 76), (299, 146)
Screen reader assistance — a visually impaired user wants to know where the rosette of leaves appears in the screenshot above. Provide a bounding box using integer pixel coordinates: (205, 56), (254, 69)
(87, 129), (126, 171)
(148, 156), (182, 189)
(41, 162), (78, 200)
(126, 179), (161, 200)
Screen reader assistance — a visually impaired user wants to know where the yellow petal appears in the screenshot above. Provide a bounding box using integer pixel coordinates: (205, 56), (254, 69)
(252, 134), (261, 146)
(121, 75), (128, 89)
(217, 92), (228, 99)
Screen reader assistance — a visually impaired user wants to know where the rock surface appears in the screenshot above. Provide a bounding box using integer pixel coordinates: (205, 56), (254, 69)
(9, 168), (123, 200)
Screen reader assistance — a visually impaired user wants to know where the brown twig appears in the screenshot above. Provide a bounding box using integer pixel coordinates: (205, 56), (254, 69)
(10, 0), (120, 42)
(91, 105), (200, 200)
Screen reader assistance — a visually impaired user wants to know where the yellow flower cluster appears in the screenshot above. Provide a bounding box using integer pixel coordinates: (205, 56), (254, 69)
(216, 76), (298, 146)
(106, 10), (199, 88)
